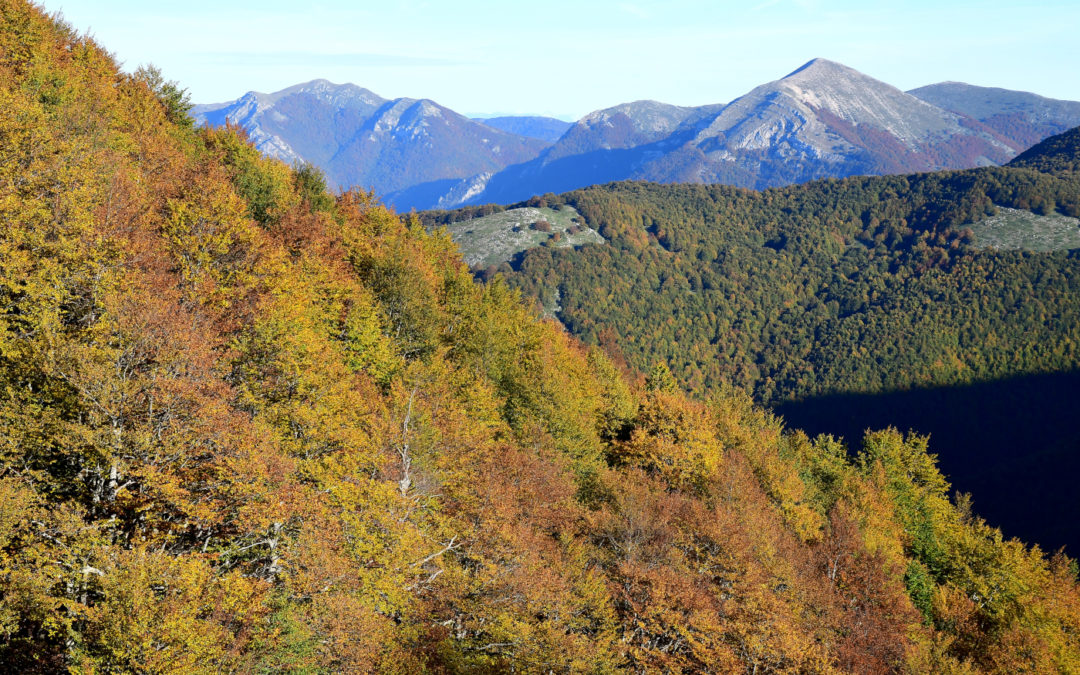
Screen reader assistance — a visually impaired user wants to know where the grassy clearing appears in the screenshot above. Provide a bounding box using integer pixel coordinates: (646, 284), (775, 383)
(440, 205), (605, 268)
(965, 206), (1080, 252)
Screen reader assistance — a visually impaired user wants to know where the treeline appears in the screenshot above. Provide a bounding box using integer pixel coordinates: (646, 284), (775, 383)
(494, 164), (1080, 405)
(1, 2), (1079, 673)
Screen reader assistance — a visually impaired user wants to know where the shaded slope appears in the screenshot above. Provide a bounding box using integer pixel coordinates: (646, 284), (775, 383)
(777, 370), (1080, 553)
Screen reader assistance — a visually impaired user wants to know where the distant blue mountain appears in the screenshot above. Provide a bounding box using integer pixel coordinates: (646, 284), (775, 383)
(195, 64), (1080, 212)
(473, 116), (572, 143)
(192, 80), (548, 210)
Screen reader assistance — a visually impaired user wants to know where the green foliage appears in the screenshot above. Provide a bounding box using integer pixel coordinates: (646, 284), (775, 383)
(488, 163), (1080, 406)
(904, 561), (936, 620)
(133, 64), (193, 128)
(645, 361), (678, 393)
(294, 162), (336, 214)
(202, 124), (298, 228)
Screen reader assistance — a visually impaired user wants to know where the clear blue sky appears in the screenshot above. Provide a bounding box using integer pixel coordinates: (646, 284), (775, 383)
(43, 0), (1080, 120)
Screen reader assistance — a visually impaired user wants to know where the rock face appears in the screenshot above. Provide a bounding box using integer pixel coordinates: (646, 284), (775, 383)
(194, 80), (387, 166)
(193, 80), (548, 209)
(544, 101), (715, 160)
(909, 82), (1080, 148)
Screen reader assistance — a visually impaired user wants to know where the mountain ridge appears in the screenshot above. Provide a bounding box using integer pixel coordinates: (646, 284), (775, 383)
(910, 81), (1080, 147)
(193, 80), (549, 207)
(195, 63), (1080, 211)
(443, 58), (1028, 208)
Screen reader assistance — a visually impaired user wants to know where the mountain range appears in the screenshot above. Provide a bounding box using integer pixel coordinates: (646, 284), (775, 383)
(192, 80), (548, 205)
(472, 115), (573, 143)
(195, 59), (1080, 211)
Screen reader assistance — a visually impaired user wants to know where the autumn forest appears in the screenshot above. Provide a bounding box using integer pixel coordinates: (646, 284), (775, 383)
(1, 2), (1079, 673)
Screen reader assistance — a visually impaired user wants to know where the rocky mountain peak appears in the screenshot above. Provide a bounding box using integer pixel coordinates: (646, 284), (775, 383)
(781, 57), (858, 82)
(269, 79), (386, 108)
(705, 57), (969, 149)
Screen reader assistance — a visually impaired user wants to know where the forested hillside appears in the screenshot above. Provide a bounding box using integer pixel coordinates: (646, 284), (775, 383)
(495, 168), (1080, 402)
(473, 151), (1080, 551)
(2, 3), (1079, 673)
(1009, 126), (1080, 175)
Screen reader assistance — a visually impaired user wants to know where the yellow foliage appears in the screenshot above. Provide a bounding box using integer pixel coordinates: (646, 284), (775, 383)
(0, 3), (1077, 671)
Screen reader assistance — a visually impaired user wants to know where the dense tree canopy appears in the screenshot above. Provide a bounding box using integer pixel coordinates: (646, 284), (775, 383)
(477, 163), (1080, 405)
(1009, 126), (1080, 176)
(463, 140), (1080, 554)
(1, 2), (1079, 672)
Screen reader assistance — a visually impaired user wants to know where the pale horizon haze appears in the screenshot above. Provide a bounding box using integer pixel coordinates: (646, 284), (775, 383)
(42, 0), (1080, 120)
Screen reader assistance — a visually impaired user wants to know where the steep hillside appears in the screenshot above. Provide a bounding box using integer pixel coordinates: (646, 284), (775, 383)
(2, 4), (1079, 673)
(194, 81), (548, 209)
(910, 82), (1080, 148)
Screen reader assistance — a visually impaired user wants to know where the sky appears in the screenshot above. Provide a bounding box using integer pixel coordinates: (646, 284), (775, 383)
(43, 0), (1080, 120)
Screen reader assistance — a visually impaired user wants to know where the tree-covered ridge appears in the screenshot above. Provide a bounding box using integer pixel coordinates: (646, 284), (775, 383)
(1008, 125), (1080, 175)
(1, 2), (1079, 672)
(490, 161), (1080, 405)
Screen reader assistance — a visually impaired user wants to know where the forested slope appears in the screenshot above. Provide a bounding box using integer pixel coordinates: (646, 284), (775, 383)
(1, 3), (1079, 673)
(495, 168), (1080, 403)
(1009, 126), (1080, 175)
(480, 147), (1080, 553)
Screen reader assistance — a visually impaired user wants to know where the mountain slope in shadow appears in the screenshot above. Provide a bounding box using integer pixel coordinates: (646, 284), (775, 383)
(776, 370), (1080, 554)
